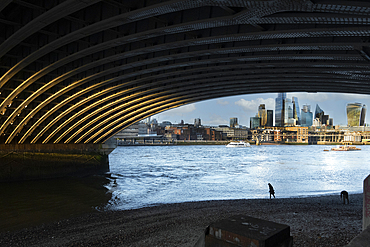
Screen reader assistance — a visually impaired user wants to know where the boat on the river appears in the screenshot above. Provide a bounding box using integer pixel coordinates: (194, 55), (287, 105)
(226, 141), (251, 147)
(331, 143), (361, 151)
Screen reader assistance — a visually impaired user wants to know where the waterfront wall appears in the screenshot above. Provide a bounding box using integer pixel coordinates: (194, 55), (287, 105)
(0, 143), (104, 154)
(0, 144), (112, 182)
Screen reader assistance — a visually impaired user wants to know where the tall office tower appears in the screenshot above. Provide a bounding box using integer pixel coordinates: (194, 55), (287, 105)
(258, 104), (267, 126)
(361, 105), (367, 126)
(301, 104), (313, 127)
(327, 118), (334, 126)
(292, 97), (301, 125)
(347, 103), (367, 126)
(275, 93), (286, 127)
(143, 117), (151, 124)
(250, 116), (261, 129)
(302, 104), (311, 112)
(194, 118), (201, 127)
(266, 110), (273, 127)
(284, 98), (294, 126)
(230, 117), (238, 128)
(315, 104), (325, 125)
(323, 115), (329, 126)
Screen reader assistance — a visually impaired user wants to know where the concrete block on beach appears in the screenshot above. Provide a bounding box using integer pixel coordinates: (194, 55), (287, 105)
(194, 215), (292, 247)
(363, 174), (370, 230)
(346, 224), (370, 247)
(346, 174), (370, 247)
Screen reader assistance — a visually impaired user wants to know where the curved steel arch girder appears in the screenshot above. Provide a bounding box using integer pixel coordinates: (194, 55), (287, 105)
(12, 54), (370, 144)
(6, 78), (112, 143)
(7, 45), (368, 143)
(92, 78), (362, 144)
(3, 13), (368, 116)
(54, 71), (335, 143)
(2, 22), (370, 133)
(52, 65), (370, 144)
(57, 91), (181, 144)
(50, 70), (370, 143)
(49, 75), (370, 144)
(3, 24), (367, 116)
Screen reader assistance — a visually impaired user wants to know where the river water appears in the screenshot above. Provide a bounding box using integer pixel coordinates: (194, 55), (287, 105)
(1, 144), (369, 231)
(106, 145), (370, 210)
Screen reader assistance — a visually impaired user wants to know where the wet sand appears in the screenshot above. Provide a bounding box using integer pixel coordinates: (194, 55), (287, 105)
(0, 193), (362, 247)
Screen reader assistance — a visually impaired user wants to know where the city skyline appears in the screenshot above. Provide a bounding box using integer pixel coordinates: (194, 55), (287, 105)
(152, 92), (370, 127)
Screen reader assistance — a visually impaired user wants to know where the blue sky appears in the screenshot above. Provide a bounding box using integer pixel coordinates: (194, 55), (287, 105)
(152, 92), (370, 127)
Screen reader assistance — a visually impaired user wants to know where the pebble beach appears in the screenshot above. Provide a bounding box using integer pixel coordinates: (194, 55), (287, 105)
(0, 193), (363, 247)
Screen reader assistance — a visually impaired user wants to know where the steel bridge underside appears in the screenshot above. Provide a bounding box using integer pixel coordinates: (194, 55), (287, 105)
(1, 0), (370, 145)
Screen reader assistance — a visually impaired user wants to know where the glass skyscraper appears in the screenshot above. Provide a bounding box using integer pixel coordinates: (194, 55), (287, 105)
(258, 104), (267, 126)
(250, 116), (261, 129)
(194, 118), (201, 127)
(275, 93), (286, 127)
(284, 98), (294, 126)
(275, 93), (301, 126)
(347, 103), (367, 126)
(230, 117), (238, 128)
(292, 97), (300, 125)
(361, 105), (367, 126)
(315, 104), (324, 125)
(266, 110), (273, 127)
(301, 104), (313, 127)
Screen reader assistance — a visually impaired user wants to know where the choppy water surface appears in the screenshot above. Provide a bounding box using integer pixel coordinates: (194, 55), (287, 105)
(106, 145), (370, 210)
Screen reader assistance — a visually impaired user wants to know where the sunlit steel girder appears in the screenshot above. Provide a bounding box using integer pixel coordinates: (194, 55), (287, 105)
(1, 0), (370, 144)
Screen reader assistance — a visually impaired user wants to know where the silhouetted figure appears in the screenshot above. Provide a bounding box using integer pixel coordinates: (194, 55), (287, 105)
(268, 183), (275, 199)
(340, 190), (349, 204)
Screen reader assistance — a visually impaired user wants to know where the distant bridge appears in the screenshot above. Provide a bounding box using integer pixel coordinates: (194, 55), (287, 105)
(1, 0), (370, 146)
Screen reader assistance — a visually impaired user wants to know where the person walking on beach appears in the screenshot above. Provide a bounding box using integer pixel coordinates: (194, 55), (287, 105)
(268, 183), (275, 199)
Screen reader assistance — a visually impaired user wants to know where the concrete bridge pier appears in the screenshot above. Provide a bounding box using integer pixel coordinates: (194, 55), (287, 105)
(0, 139), (117, 182)
(346, 175), (370, 246)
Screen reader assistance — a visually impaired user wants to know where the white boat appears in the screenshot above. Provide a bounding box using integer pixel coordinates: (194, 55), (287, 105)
(329, 142), (361, 151)
(331, 144), (361, 151)
(226, 141), (251, 147)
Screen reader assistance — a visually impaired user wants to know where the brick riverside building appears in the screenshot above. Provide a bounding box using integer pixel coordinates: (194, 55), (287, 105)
(165, 125), (223, 141)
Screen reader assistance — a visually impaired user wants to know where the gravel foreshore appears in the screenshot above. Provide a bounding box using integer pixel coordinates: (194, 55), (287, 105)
(0, 193), (363, 247)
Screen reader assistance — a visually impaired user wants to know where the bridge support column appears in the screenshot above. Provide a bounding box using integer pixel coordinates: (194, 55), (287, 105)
(0, 141), (116, 182)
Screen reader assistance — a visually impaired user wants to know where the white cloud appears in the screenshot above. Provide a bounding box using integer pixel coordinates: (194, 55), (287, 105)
(292, 92), (330, 102)
(340, 93), (370, 101)
(293, 93), (370, 107)
(203, 114), (229, 125)
(216, 99), (229, 105)
(235, 98), (275, 112)
(160, 103), (196, 116)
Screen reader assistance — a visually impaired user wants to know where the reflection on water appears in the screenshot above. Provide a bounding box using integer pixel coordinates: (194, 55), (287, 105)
(0, 175), (112, 232)
(107, 145), (370, 211)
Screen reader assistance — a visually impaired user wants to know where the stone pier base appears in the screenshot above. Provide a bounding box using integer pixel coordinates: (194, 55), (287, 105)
(0, 143), (114, 182)
(345, 174), (370, 247)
